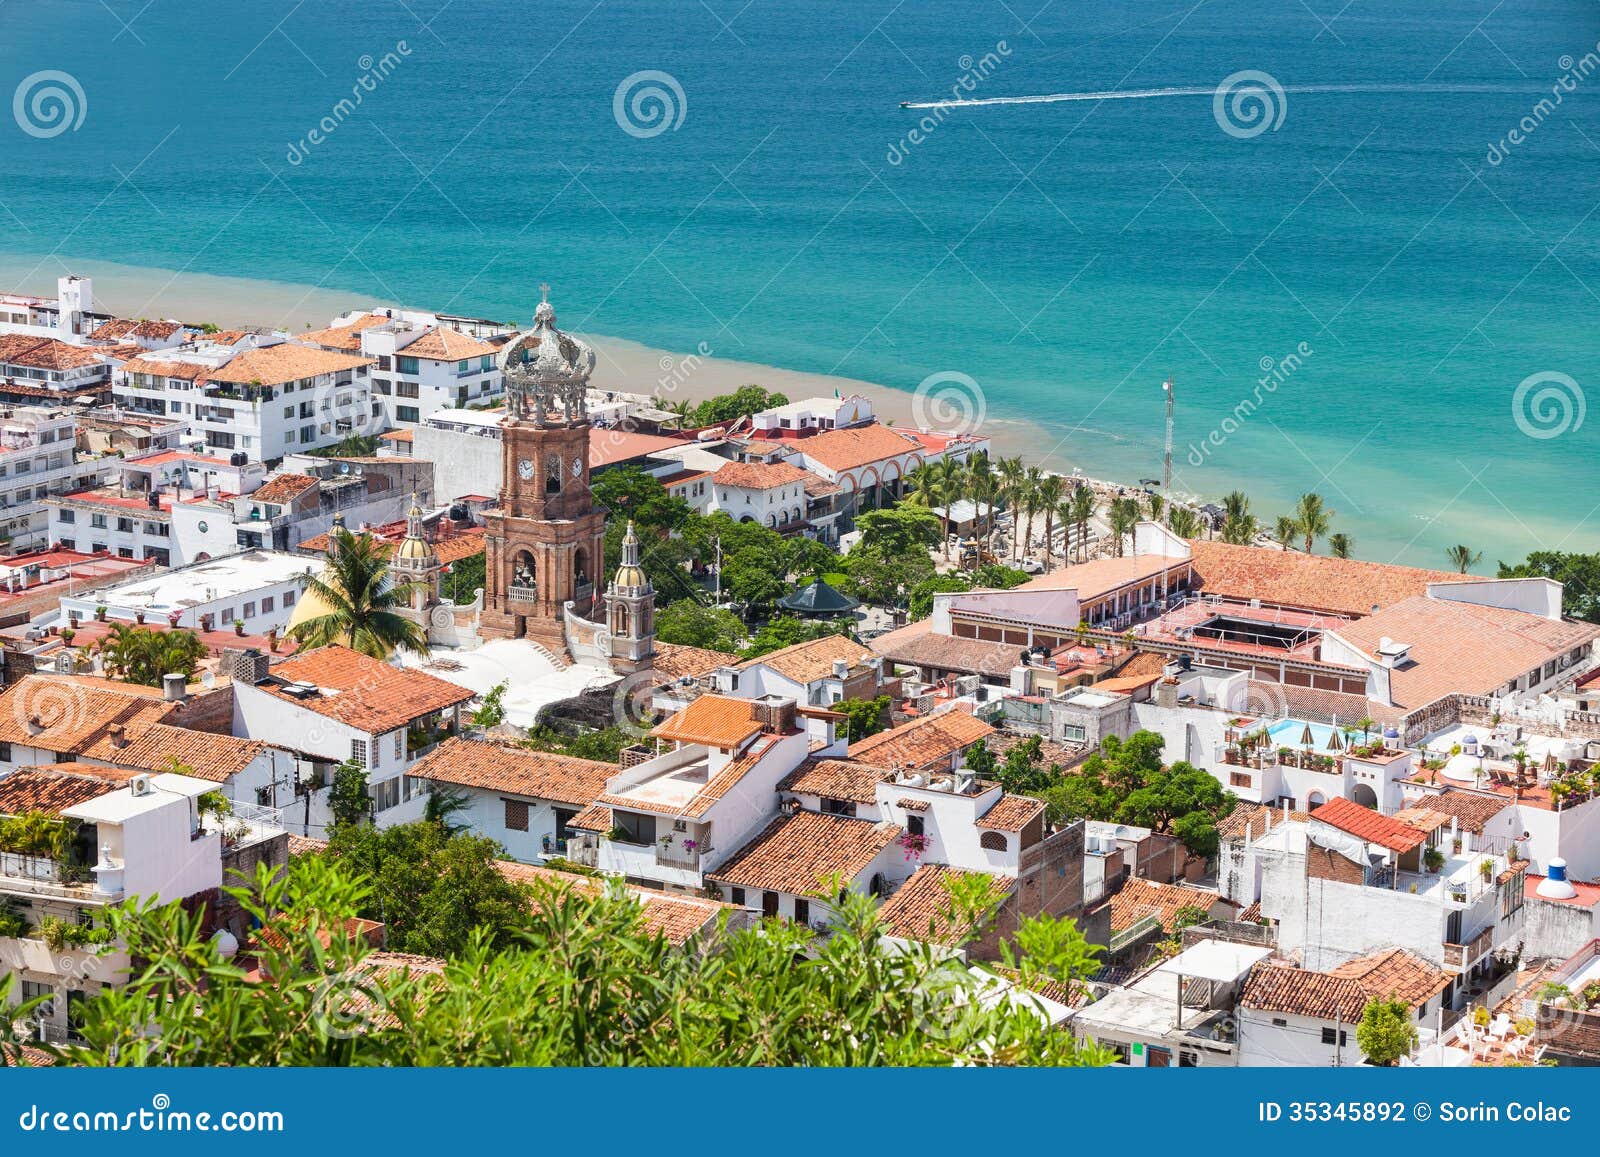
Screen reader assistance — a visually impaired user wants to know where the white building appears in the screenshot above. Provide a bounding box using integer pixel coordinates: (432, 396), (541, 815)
(56, 549), (315, 633)
(0, 764), (283, 1043)
(0, 407), (115, 551)
(232, 645), (475, 827)
(298, 310), (510, 427)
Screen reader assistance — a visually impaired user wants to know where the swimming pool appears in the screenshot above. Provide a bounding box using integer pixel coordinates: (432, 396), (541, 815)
(1266, 719), (1355, 753)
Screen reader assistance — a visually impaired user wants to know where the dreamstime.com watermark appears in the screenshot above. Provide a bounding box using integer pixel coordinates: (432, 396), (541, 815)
(285, 42), (413, 165)
(1511, 370), (1585, 440)
(12, 70), (87, 139)
(887, 42), (1011, 165)
(911, 370), (986, 435)
(1212, 70), (1287, 139)
(1487, 42), (1600, 166)
(16, 1094), (284, 1134)
(613, 70), (687, 139)
(1187, 341), (1313, 466)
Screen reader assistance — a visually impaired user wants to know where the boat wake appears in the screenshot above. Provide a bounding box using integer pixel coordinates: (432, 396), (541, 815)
(900, 83), (1533, 111)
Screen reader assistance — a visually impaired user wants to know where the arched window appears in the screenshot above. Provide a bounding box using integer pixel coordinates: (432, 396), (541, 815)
(1307, 791), (1326, 811)
(980, 831), (1008, 852)
(511, 550), (536, 593)
(546, 456), (562, 494)
(574, 547), (589, 586)
(613, 604), (632, 636)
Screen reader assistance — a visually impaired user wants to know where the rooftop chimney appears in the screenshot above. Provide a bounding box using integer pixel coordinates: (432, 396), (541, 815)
(832, 658), (849, 679)
(107, 723), (127, 748)
(162, 672), (189, 702)
(750, 695), (797, 735)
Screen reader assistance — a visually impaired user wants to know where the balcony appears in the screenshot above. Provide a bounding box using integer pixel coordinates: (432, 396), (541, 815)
(507, 583), (537, 603)
(0, 851), (99, 900)
(1442, 925), (1496, 974)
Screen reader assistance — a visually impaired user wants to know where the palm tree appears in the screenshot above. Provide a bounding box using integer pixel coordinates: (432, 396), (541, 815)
(904, 463), (950, 558)
(1273, 515), (1299, 551)
(1219, 490), (1258, 545)
(1294, 492), (1334, 553)
(967, 464), (998, 560)
(1108, 496), (1140, 557)
(995, 456), (1025, 558)
(1167, 505), (1202, 539)
(1328, 532), (1354, 559)
(1036, 473), (1065, 571)
(1146, 491), (1164, 523)
(1019, 465), (1044, 561)
(1445, 544), (1482, 574)
(288, 528), (430, 657)
(934, 456), (965, 559)
(1067, 485), (1096, 563)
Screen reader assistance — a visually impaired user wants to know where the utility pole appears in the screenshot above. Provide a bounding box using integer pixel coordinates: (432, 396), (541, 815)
(713, 535), (722, 603)
(1162, 375), (1175, 528)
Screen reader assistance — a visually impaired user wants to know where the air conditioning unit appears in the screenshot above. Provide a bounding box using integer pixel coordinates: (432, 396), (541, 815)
(129, 773), (153, 797)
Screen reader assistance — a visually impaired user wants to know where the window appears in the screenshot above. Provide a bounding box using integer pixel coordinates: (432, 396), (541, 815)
(1229, 771), (1251, 788)
(611, 810), (655, 845)
(396, 356), (419, 375)
(378, 355), (392, 371)
(372, 777), (400, 812)
(242, 601), (255, 618)
(397, 406), (420, 423)
(906, 814), (924, 836)
(90, 513), (107, 529)
(979, 830), (1008, 851)
(373, 378), (391, 395)
(262, 596), (275, 614)
(1178, 1051), (1198, 1067)
(1272, 1018), (1288, 1027)
(58, 509), (74, 524)
(1320, 1027), (1347, 1047)
(1061, 723), (1087, 743)
(761, 891), (779, 918)
(820, 797), (856, 817)
(393, 731), (403, 760)
(504, 799), (529, 832)
(0, 742), (11, 762)
(283, 590), (296, 607)
(351, 738), (370, 768)
(729, 887), (745, 906)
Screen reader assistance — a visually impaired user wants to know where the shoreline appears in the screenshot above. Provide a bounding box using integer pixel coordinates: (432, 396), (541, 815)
(0, 253), (1157, 503)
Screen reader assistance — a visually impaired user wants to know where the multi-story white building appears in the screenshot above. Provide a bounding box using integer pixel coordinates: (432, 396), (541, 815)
(298, 309), (510, 428)
(0, 764), (283, 1043)
(56, 548), (316, 633)
(0, 407), (115, 551)
(113, 340), (379, 463)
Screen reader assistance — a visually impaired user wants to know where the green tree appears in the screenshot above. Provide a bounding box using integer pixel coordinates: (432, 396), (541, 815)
(328, 758), (371, 829)
(1167, 505), (1202, 539)
(971, 562), (1031, 589)
(1107, 496), (1141, 557)
(994, 736), (1064, 795)
(95, 624), (208, 687)
(289, 529), (429, 657)
(57, 857), (1113, 1067)
(655, 601), (745, 652)
(1445, 544), (1482, 574)
(739, 615), (847, 660)
(1066, 484), (1096, 563)
(1356, 994), (1418, 1065)
(324, 821), (530, 956)
(1273, 514), (1299, 550)
(854, 505), (941, 556)
(843, 544), (934, 609)
(834, 695), (891, 740)
(1328, 532), (1354, 559)
(908, 573), (970, 619)
(524, 725), (632, 763)
(1220, 490), (1258, 545)
(1294, 492), (1334, 553)
(688, 385), (789, 427)
(470, 680), (508, 728)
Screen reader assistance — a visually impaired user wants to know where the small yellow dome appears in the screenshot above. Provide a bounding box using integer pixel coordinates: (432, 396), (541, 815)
(395, 535), (433, 562)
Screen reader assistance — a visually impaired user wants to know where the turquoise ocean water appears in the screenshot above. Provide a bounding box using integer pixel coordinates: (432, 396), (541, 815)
(1, 0), (1597, 565)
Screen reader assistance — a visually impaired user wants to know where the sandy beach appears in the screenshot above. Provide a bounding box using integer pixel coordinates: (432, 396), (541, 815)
(0, 253), (1069, 477)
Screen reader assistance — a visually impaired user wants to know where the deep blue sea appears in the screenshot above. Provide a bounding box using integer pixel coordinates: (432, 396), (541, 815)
(2, 0), (1597, 565)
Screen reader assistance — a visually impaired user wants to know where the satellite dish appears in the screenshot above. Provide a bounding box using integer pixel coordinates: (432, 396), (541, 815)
(201, 670), (217, 689)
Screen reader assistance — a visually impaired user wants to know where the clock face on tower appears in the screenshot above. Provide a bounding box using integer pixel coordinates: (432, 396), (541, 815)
(517, 458), (534, 481)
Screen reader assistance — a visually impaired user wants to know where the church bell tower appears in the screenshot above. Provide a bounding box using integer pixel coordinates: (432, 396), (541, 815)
(479, 288), (606, 654)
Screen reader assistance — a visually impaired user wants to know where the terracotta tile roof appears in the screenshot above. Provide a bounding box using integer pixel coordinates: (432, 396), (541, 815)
(80, 722), (265, 782)
(738, 633), (873, 685)
(712, 460), (815, 491)
(868, 616), (1019, 677)
(1104, 878), (1220, 934)
(566, 802), (611, 831)
(119, 355), (209, 381)
(651, 643), (736, 682)
(896, 797), (930, 811)
(0, 768), (111, 815)
(589, 428), (691, 468)
(849, 707), (993, 769)
(0, 334), (48, 362)
(288, 835), (329, 857)
(778, 757), (891, 804)
(977, 794), (1045, 832)
(10, 338), (105, 371)
(407, 737), (614, 807)
(1187, 540), (1460, 617)
(707, 810), (900, 895)
(298, 524), (485, 566)
(1334, 595), (1600, 710)
(1016, 553), (1188, 598)
(801, 473), (842, 498)
(877, 864), (1014, 946)
(1243, 948), (1449, 1022)
(399, 327), (500, 361)
(650, 694), (764, 749)
(263, 645), (474, 734)
(798, 423), (921, 472)
(599, 737), (775, 820)
(251, 473), (319, 505)
(1311, 796), (1430, 853)
(1412, 789), (1513, 835)
(379, 428), (414, 444)
(495, 860), (734, 945)
(0, 675), (176, 750)
(297, 314), (391, 351)
(206, 344), (373, 385)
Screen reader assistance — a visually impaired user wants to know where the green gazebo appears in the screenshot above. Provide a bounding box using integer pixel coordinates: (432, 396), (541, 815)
(776, 575), (860, 618)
